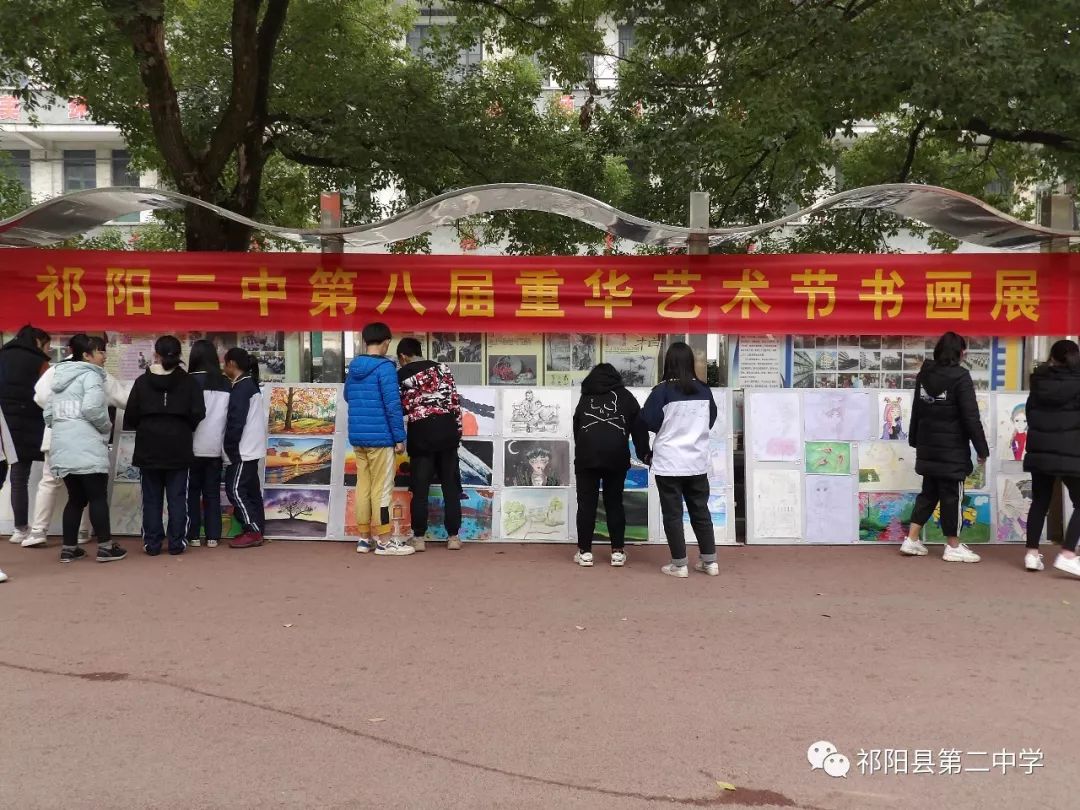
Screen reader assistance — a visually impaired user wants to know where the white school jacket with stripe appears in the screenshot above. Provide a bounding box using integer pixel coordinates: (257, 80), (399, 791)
(189, 370), (231, 458)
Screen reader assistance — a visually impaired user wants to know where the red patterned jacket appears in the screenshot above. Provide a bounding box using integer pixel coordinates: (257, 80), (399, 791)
(397, 359), (462, 454)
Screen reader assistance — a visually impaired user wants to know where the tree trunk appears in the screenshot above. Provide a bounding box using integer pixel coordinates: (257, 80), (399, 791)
(284, 389), (294, 430)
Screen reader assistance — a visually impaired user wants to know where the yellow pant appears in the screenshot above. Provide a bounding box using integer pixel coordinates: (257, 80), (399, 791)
(354, 446), (396, 537)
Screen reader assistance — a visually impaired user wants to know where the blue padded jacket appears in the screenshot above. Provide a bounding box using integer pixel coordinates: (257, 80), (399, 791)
(345, 355), (406, 447)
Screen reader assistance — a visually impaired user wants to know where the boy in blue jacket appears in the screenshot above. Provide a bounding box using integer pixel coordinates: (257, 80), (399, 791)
(345, 323), (412, 556)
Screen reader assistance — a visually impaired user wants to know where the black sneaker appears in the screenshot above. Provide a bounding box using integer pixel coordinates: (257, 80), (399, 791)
(60, 546), (86, 563)
(97, 545), (128, 563)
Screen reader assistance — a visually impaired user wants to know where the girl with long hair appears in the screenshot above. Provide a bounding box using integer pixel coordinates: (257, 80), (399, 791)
(186, 339), (231, 547)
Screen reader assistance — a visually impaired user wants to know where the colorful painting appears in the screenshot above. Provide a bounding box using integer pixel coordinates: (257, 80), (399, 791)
(501, 388), (572, 438)
(425, 486), (495, 541)
(924, 493), (992, 544)
(345, 488), (411, 540)
(263, 487), (331, 539)
(342, 447), (410, 488)
(997, 475), (1033, 543)
(858, 442), (921, 491)
(113, 432), (140, 482)
(265, 437), (334, 485)
(503, 439), (571, 487)
(858, 492), (917, 542)
(268, 386), (337, 435)
(459, 440), (494, 486)
(660, 492), (730, 543)
(878, 392), (912, 441)
(804, 441), (852, 475)
(488, 354), (539, 385)
(596, 491), (649, 543)
(966, 453), (988, 491)
(625, 444), (650, 490)
(500, 488), (569, 541)
(995, 393), (1028, 462)
(458, 386), (497, 436)
(109, 481), (145, 536)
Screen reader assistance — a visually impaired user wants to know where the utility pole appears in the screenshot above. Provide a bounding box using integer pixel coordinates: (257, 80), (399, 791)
(687, 191), (711, 384)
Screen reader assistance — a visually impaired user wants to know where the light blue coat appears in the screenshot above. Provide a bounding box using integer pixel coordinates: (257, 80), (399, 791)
(44, 361), (112, 477)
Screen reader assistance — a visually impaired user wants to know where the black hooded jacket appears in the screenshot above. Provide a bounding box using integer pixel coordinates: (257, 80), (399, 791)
(0, 336), (49, 461)
(122, 366), (206, 469)
(1024, 363), (1080, 477)
(908, 360), (989, 480)
(573, 365), (650, 471)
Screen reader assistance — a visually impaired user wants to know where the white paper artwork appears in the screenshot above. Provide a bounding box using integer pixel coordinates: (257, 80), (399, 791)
(804, 475), (857, 543)
(500, 388), (573, 438)
(748, 391), (800, 462)
(752, 469), (802, 539)
(857, 442), (922, 492)
(803, 390), (873, 441)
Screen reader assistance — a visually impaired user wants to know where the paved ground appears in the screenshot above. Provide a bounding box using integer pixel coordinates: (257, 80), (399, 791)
(1, 538), (1078, 810)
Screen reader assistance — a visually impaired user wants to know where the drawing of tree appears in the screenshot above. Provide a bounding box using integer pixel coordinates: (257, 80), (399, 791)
(277, 493), (314, 520)
(282, 388), (296, 431)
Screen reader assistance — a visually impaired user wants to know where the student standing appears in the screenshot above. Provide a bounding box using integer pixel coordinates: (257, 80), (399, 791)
(26, 335), (131, 548)
(641, 343), (718, 578)
(187, 340), (231, 548)
(0, 407), (15, 581)
(222, 348), (267, 549)
(123, 336), (205, 556)
(0, 325), (50, 546)
(397, 337), (464, 551)
(345, 323), (411, 556)
(44, 334), (125, 563)
(902, 331), (989, 562)
(573, 362), (651, 568)
(1021, 339), (1080, 576)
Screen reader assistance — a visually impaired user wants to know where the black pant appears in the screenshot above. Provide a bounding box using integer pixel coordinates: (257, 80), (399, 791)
(912, 476), (963, 538)
(656, 474), (715, 562)
(1027, 472), (1080, 552)
(61, 473), (110, 548)
(9, 459), (32, 528)
(141, 468), (189, 554)
(225, 460), (264, 534)
(187, 458), (223, 542)
(410, 449), (461, 537)
(575, 467), (626, 552)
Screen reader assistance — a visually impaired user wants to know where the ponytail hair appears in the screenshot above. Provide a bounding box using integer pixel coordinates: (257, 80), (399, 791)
(154, 334), (183, 371)
(1050, 339), (1080, 369)
(224, 347), (260, 385)
(68, 333), (106, 362)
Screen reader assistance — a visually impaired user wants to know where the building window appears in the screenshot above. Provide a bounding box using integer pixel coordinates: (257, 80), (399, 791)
(63, 150), (97, 192)
(617, 24), (636, 59)
(407, 24), (482, 75)
(111, 149), (141, 221)
(1, 149), (31, 193)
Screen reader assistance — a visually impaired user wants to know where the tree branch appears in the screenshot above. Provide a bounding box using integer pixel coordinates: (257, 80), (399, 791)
(203, 0), (262, 181)
(961, 117), (1079, 153)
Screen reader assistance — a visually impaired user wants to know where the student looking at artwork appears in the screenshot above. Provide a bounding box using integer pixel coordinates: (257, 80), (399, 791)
(187, 339), (231, 548)
(902, 332), (989, 563)
(222, 348), (267, 549)
(641, 342), (718, 578)
(345, 322), (411, 556)
(43, 334), (126, 564)
(397, 337), (464, 551)
(572, 363), (650, 568)
(1021, 339), (1080, 576)
(27, 334), (130, 549)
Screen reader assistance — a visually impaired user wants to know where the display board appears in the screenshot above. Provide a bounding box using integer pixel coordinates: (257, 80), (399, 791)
(744, 388), (1037, 545)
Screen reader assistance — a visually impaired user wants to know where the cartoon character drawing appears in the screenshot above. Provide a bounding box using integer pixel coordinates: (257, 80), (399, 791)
(1009, 404), (1027, 461)
(880, 396), (907, 440)
(510, 446), (560, 487)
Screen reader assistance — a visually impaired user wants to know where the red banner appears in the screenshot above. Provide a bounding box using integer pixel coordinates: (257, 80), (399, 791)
(6, 249), (1077, 335)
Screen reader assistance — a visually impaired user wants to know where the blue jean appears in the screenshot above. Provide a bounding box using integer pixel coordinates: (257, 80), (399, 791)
(187, 458), (223, 541)
(141, 468), (188, 554)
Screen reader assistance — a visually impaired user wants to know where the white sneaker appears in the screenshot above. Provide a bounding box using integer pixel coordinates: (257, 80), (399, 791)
(356, 539), (373, 553)
(406, 537), (426, 552)
(943, 543), (981, 563)
(661, 563), (688, 578)
(900, 538), (928, 556)
(694, 560), (720, 576)
(375, 540), (415, 556)
(0, 568), (7, 583)
(8, 527), (30, 545)
(1053, 554), (1080, 578)
(207, 539), (219, 548)
(77, 529), (91, 545)
(189, 537), (202, 547)
(574, 551), (594, 567)
(21, 532), (47, 548)
(611, 550), (627, 567)
(1025, 552), (1045, 572)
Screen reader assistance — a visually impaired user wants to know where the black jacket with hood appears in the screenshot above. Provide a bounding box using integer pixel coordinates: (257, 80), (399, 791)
(1024, 363), (1080, 477)
(122, 365), (206, 469)
(0, 335), (49, 461)
(908, 360), (989, 480)
(573, 365), (651, 471)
